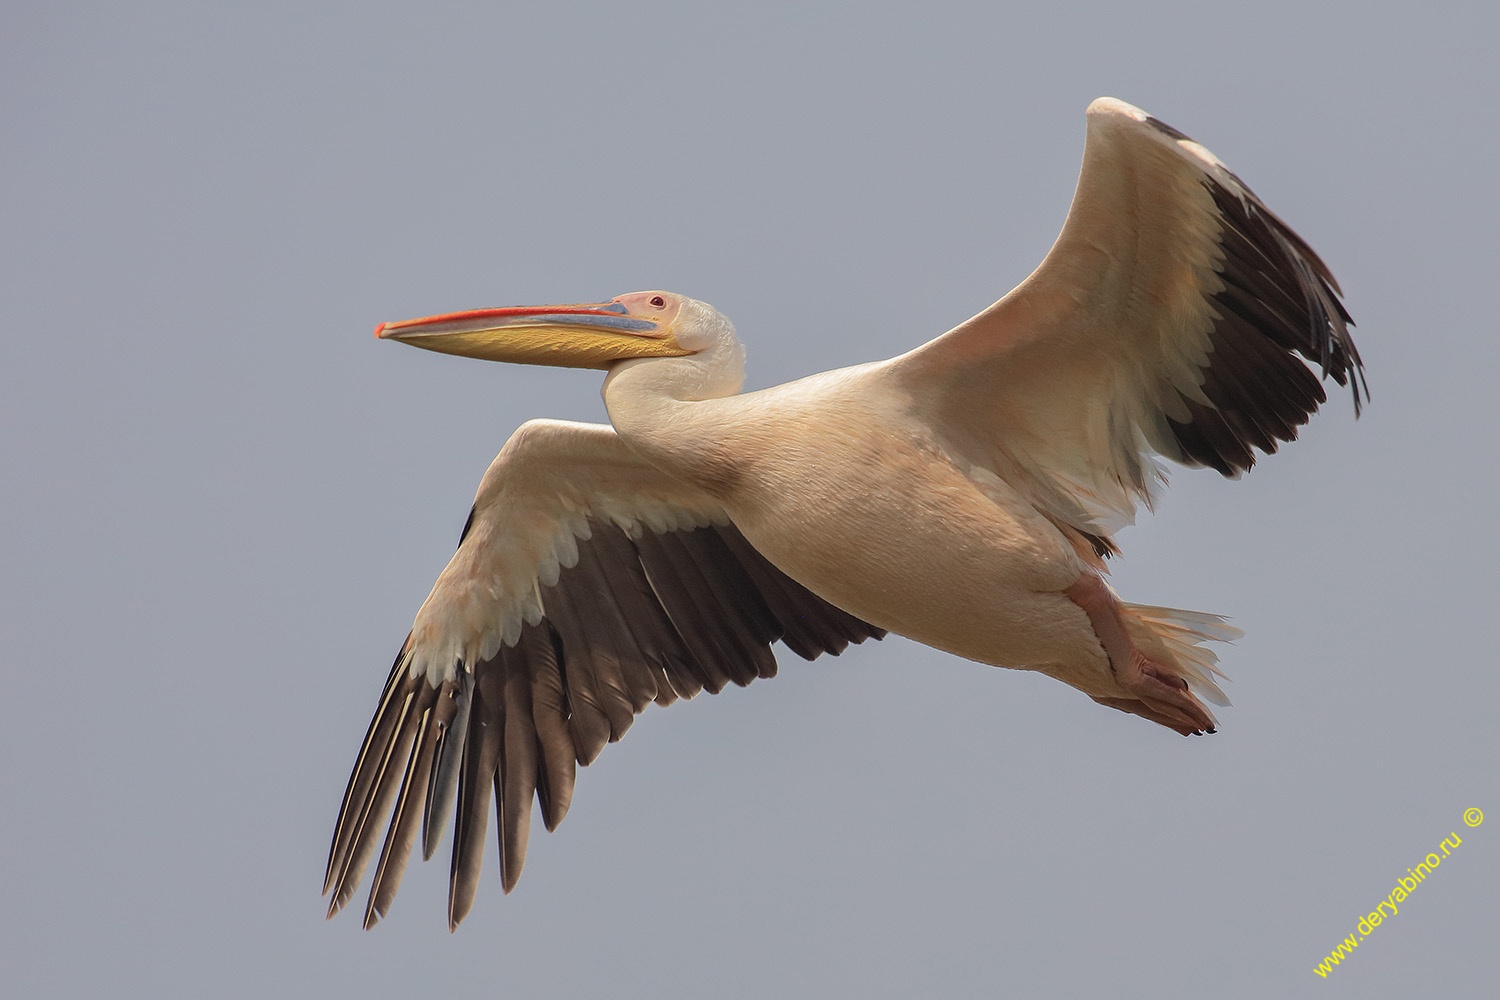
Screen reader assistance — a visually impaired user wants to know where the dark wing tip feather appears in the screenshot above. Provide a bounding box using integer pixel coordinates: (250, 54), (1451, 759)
(328, 518), (882, 928)
(1148, 116), (1366, 477)
(421, 680), (470, 861)
(446, 663), (504, 929)
(1143, 114), (1192, 143)
(324, 640), (422, 916)
(361, 708), (437, 929)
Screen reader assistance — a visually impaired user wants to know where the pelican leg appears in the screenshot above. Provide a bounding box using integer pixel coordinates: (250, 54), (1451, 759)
(1064, 574), (1217, 736)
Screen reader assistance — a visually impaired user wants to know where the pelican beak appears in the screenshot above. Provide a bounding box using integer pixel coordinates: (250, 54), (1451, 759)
(375, 295), (691, 370)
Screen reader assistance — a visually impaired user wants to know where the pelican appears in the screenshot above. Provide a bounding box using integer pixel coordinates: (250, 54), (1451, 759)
(325, 98), (1364, 929)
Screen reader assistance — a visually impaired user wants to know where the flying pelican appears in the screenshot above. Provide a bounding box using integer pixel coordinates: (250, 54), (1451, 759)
(325, 98), (1364, 929)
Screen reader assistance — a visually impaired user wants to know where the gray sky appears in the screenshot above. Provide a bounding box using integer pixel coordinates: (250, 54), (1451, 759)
(4, 2), (1495, 997)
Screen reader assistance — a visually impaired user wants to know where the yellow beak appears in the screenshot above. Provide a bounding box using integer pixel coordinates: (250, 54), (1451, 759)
(375, 299), (691, 370)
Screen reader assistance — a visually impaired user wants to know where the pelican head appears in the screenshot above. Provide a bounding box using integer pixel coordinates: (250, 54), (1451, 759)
(376, 290), (710, 370)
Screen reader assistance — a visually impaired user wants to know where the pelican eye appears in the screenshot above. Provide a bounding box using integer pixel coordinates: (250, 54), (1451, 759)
(649, 295), (665, 308)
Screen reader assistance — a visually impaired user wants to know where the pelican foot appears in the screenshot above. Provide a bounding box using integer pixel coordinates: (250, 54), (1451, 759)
(1066, 574), (1217, 736)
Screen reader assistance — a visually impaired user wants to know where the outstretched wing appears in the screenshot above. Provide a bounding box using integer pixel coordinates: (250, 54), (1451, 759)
(323, 419), (882, 929)
(895, 97), (1365, 537)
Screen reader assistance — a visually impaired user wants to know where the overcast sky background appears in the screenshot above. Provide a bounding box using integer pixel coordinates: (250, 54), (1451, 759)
(4, 2), (1495, 997)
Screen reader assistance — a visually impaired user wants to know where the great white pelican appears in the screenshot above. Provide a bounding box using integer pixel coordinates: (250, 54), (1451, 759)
(324, 98), (1365, 929)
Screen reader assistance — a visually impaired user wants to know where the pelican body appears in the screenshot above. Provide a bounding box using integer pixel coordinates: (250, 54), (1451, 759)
(325, 99), (1365, 929)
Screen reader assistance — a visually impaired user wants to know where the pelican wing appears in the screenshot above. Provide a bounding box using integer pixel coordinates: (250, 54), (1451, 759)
(897, 98), (1365, 536)
(323, 419), (882, 928)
